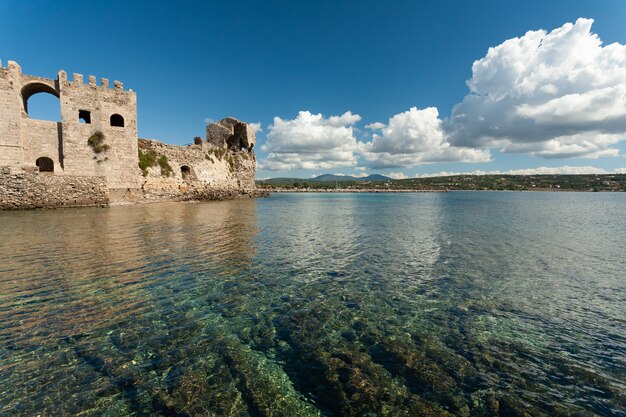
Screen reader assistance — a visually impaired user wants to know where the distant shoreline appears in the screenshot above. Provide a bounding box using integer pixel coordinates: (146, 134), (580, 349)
(271, 189), (446, 193)
(266, 188), (623, 193)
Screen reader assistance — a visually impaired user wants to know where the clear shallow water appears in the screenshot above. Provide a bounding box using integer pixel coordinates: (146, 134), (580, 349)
(0, 192), (624, 416)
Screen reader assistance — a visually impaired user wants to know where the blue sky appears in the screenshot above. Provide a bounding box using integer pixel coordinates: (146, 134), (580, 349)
(2, 0), (626, 179)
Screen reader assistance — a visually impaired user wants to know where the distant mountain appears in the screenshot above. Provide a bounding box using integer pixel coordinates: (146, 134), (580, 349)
(310, 174), (391, 182)
(257, 174), (391, 184)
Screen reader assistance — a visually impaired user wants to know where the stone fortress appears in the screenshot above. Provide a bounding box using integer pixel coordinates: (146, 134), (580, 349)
(0, 61), (260, 209)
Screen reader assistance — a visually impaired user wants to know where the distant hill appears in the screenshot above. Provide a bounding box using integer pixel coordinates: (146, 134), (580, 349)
(257, 174), (391, 184)
(255, 177), (303, 185)
(311, 174), (391, 182)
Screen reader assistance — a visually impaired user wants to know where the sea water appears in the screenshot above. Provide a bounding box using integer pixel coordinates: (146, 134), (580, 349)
(0, 192), (624, 416)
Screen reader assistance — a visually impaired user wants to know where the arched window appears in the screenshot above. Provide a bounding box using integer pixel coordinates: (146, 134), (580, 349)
(36, 157), (54, 173)
(21, 83), (61, 121)
(181, 165), (191, 179)
(110, 114), (125, 127)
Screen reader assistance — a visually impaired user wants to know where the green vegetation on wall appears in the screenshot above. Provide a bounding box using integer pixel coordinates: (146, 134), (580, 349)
(138, 149), (158, 177)
(138, 149), (173, 177)
(158, 155), (173, 177)
(87, 131), (110, 154)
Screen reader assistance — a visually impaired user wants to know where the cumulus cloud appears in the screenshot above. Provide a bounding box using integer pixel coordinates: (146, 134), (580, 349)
(416, 165), (614, 177)
(359, 107), (491, 168)
(259, 111), (361, 171)
(249, 122), (262, 132)
(259, 19), (626, 173)
(365, 122), (386, 130)
(448, 18), (626, 158)
(387, 172), (408, 179)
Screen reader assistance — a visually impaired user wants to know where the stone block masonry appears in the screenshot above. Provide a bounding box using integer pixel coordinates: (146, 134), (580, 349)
(0, 166), (108, 210)
(132, 138), (259, 203)
(0, 61), (262, 209)
(0, 60), (141, 190)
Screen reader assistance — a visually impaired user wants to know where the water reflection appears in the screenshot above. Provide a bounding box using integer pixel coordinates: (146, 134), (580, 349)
(0, 201), (258, 345)
(0, 193), (624, 416)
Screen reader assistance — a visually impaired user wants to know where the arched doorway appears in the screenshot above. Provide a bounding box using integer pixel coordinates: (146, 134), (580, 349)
(181, 165), (191, 180)
(36, 157), (54, 173)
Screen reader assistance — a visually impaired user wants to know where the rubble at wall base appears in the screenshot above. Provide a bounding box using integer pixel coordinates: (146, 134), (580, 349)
(109, 186), (269, 205)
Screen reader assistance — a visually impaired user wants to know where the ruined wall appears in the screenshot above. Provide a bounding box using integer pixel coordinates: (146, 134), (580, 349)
(0, 166), (108, 210)
(132, 139), (257, 202)
(206, 117), (256, 151)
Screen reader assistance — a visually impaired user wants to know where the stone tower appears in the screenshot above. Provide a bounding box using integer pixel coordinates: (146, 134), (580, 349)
(0, 60), (141, 189)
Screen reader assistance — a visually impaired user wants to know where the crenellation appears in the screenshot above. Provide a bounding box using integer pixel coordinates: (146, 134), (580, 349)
(0, 60), (259, 210)
(8, 61), (21, 76)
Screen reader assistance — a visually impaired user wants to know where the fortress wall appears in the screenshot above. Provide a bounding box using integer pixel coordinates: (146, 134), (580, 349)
(0, 166), (108, 210)
(59, 73), (142, 189)
(129, 139), (257, 202)
(21, 119), (61, 170)
(0, 62), (23, 168)
(0, 61), (261, 210)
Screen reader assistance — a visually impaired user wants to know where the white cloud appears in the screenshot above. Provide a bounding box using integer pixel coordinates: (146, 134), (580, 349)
(258, 19), (626, 174)
(448, 18), (626, 158)
(259, 111), (361, 171)
(249, 122), (262, 132)
(365, 122), (385, 130)
(388, 172), (408, 179)
(359, 107), (491, 168)
(614, 167), (626, 174)
(416, 165), (613, 178)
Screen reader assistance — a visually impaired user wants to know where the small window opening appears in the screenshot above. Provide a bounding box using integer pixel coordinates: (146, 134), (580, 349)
(36, 157), (54, 173)
(79, 110), (91, 124)
(110, 114), (125, 127)
(181, 165), (191, 179)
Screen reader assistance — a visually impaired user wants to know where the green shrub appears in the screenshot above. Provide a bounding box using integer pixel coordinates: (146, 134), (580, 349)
(138, 149), (158, 177)
(138, 149), (173, 177)
(158, 155), (173, 177)
(87, 131), (110, 154)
